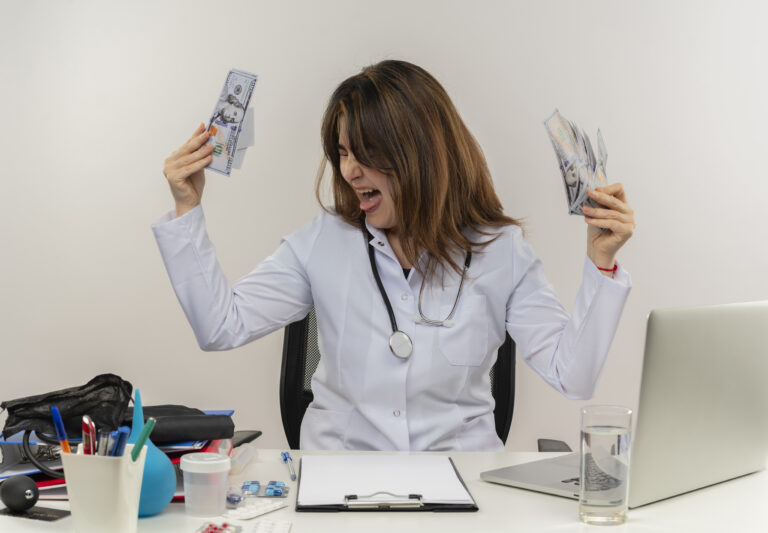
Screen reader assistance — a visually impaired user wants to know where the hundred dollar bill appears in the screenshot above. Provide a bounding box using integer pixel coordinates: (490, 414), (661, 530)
(543, 109), (607, 216)
(206, 69), (258, 176)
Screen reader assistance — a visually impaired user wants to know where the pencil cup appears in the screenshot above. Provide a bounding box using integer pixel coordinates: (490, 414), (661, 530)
(61, 444), (147, 533)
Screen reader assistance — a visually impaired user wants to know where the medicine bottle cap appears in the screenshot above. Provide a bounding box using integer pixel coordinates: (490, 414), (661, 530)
(180, 452), (231, 473)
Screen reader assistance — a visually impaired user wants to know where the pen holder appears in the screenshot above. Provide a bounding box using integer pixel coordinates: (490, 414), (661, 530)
(61, 443), (147, 533)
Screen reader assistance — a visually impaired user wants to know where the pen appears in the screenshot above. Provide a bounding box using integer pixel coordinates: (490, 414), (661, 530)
(110, 426), (130, 457)
(50, 406), (71, 454)
(130, 417), (156, 462)
(82, 415), (97, 455)
(281, 451), (296, 481)
(97, 430), (110, 456)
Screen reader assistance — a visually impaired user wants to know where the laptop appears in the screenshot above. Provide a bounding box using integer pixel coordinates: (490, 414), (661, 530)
(481, 301), (768, 508)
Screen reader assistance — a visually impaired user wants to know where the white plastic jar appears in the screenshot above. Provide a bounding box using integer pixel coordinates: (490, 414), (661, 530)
(180, 452), (231, 516)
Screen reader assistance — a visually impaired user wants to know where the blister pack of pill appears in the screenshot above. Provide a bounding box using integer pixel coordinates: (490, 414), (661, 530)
(224, 498), (288, 520)
(195, 522), (242, 533)
(240, 480), (289, 498)
(195, 520), (291, 533)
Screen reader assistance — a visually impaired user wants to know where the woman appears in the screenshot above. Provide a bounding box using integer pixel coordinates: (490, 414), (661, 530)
(155, 60), (634, 451)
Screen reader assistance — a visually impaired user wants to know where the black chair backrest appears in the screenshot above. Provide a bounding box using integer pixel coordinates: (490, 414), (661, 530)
(280, 308), (516, 449)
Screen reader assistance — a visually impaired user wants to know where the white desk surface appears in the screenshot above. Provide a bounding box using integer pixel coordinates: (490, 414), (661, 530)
(2, 449), (767, 532)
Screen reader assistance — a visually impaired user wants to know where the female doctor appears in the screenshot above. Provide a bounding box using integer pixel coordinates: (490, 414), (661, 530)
(154, 60), (634, 451)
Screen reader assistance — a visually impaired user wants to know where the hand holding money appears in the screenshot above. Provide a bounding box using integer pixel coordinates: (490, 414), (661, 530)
(583, 184), (635, 273)
(544, 109), (634, 272)
(162, 123), (213, 217)
(206, 69), (258, 175)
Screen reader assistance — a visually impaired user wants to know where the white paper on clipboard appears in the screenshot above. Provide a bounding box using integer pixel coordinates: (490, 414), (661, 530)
(297, 454), (474, 507)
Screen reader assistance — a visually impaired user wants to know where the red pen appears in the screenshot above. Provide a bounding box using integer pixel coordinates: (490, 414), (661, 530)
(82, 415), (97, 455)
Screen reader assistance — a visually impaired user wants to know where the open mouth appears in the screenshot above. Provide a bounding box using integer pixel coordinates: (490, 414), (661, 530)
(358, 188), (382, 212)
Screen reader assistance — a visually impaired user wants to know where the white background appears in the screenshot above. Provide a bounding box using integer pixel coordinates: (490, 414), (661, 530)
(1, 0), (766, 451)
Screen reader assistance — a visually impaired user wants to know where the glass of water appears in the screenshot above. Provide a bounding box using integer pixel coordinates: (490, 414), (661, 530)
(579, 405), (632, 525)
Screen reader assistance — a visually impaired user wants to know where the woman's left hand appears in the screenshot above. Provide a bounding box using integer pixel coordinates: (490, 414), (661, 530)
(581, 183), (635, 271)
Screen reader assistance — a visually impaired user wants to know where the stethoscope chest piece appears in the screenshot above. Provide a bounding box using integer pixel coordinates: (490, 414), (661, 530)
(389, 331), (413, 360)
(364, 223), (467, 361)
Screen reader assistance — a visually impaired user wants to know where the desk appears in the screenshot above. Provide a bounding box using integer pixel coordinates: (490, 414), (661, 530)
(2, 449), (767, 532)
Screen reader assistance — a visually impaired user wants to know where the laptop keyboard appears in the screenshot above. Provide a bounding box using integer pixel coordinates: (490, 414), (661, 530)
(561, 453), (622, 491)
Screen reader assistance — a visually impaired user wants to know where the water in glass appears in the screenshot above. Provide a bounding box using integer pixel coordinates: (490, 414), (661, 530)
(579, 425), (631, 525)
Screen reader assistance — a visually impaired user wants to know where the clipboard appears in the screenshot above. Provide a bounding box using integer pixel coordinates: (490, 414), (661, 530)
(295, 454), (478, 512)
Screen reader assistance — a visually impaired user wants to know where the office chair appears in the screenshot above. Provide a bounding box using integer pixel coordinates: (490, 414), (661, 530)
(279, 308), (517, 449)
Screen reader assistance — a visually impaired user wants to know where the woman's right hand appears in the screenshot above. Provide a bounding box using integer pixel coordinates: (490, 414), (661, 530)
(163, 123), (215, 217)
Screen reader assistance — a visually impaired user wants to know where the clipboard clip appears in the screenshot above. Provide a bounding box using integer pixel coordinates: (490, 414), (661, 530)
(344, 492), (424, 510)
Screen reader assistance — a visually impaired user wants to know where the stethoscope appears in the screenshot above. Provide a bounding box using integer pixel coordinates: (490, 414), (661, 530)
(364, 226), (471, 360)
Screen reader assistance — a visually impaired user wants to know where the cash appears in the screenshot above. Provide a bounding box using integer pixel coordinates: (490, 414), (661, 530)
(206, 69), (258, 176)
(543, 109), (607, 215)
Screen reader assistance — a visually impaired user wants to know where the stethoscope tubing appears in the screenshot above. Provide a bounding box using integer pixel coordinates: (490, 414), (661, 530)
(365, 228), (400, 335)
(364, 224), (471, 360)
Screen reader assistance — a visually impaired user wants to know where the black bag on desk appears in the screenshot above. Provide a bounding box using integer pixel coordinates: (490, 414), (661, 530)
(1, 373), (133, 440)
(1, 373), (134, 478)
(1, 375), (234, 477)
(121, 404), (234, 444)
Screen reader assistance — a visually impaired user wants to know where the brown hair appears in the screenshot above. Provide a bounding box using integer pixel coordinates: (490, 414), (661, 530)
(316, 60), (519, 280)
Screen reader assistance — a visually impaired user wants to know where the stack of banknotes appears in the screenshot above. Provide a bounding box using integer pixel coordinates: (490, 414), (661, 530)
(543, 109), (608, 215)
(206, 69), (258, 176)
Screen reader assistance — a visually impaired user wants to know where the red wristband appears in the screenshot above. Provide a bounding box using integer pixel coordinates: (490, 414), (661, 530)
(597, 263), (618, 272)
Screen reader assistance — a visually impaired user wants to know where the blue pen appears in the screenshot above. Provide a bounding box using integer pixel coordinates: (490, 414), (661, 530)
(281, 451), (296, 481)
(51, 406), (71, 454)
(110, 426), (130, 456)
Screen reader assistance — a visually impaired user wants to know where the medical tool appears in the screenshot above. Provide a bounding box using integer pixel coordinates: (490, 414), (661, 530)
(364, 227), (471, 359)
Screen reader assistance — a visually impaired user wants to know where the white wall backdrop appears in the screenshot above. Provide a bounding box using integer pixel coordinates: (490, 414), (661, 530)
(1, 0), (766, 451)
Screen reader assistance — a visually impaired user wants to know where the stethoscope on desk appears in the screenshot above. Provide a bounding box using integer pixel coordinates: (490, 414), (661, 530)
(364, 227), (472, 360)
